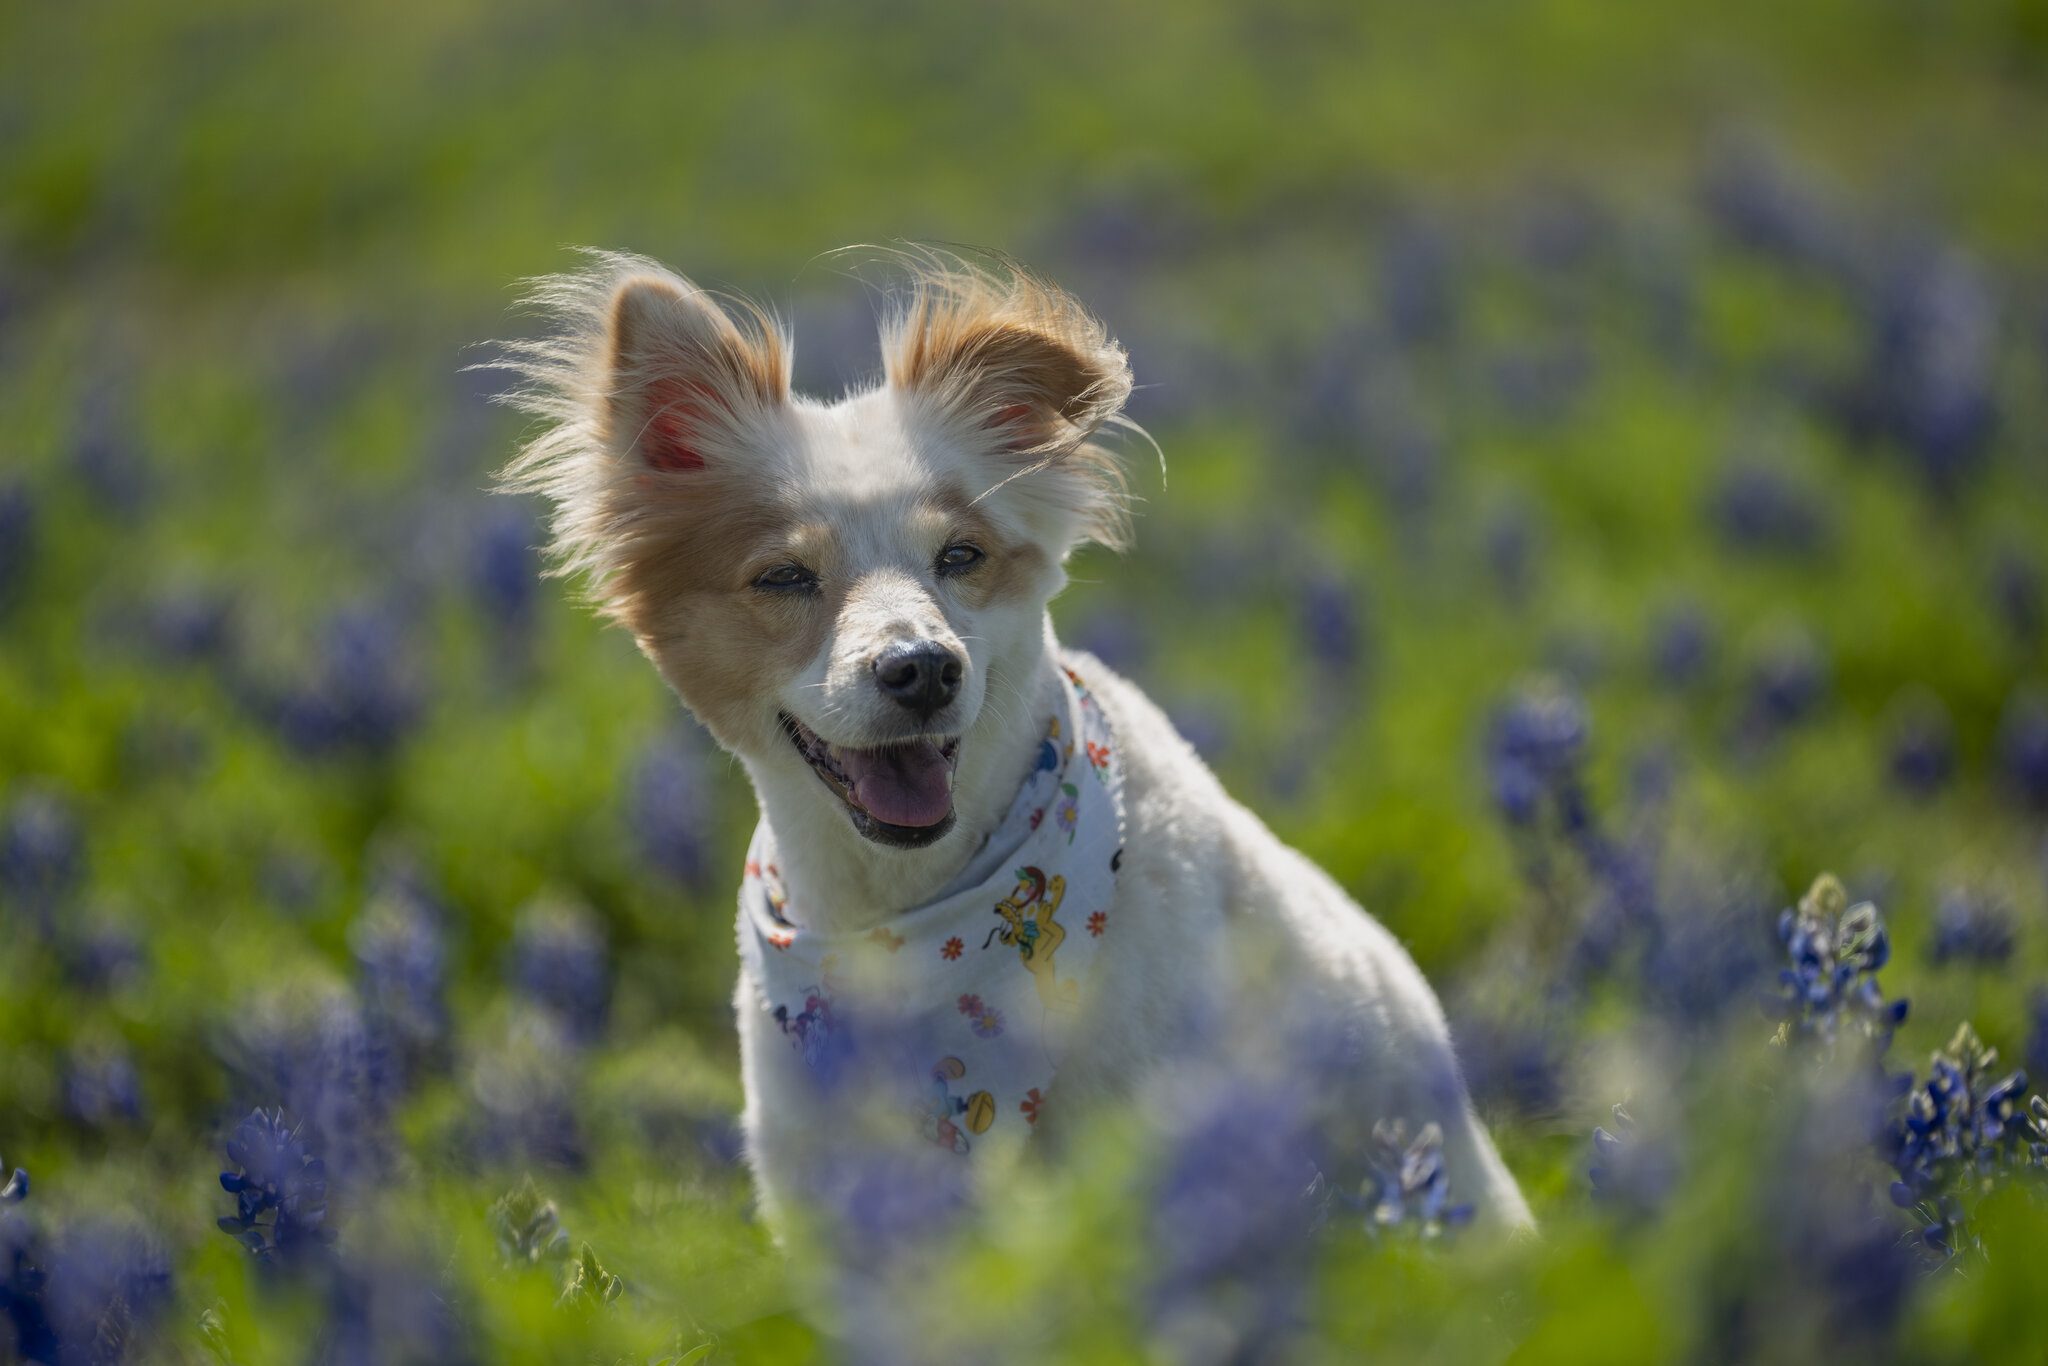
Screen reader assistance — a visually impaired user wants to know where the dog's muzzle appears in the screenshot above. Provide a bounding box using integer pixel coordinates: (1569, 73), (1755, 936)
(781, 713), (961, 848)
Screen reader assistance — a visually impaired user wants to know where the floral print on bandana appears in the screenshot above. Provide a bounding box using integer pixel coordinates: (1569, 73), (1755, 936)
(736, 656), (1125, 1162)
(958, 993), (1005, 1038)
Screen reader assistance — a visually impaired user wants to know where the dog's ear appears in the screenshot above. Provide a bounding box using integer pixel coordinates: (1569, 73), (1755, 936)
(604, 274), (789, 472)
(488, 253), (792, 619)
(882, 255), (1135, 550)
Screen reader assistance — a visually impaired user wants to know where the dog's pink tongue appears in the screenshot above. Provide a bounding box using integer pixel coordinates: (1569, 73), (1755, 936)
(840, 740), (954, 828)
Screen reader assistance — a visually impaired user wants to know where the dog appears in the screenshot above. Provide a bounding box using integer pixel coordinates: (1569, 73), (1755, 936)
(491, 247), (1533, 1248)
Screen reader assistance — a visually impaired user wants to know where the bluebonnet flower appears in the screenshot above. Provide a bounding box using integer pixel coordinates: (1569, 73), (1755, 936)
(1588, 1104), (1677, 1216)
(1148, 1074), (1320, 1359)
(1488, 679), (1690, 993)
(1482, 504), (1538, 605)
(59, 916), (143, 997)
(1708, 462), (1827, 556)
(1, 789), (85, 927)
(1885, 694), (1955, 799)
(1447, 1004), (1569, 1119)
(224, 989), (397, 1190)
(1885, 1023), (2046, 1261)
(1649, 602), (1713, 687)
(511, 897), (611, 1046)
(468, 1010), (585, 1170)
(351, 887), (450, 1081)
(1853, 247), (1999, 498)
(0, 1153), (53, 1364)
(1742, 625), (1828, 738)
(140, 587), (235, 664)
(1167, 702), (1231, 765)
(1379, 215), (1457, 348)
(318, 1248), (474, 1365)
(1485, 339), (1594, 427)
(627, 733), (710, 887)
(1627, 743), (1677, 811)
(1770, 874), (1909, 1049)
(1997, 693), (2048, 812)
(1699, 137), (1840, 267)
(1289, 327), (1376, 452)
(1989, 548), (2042, 646)
(1065, 604), (1150, 677)
(43, 1214), (173, 1362)
(1375, 420), (1444, 522)
(69, 389), (153, 520)
(1299, 569), (1364, 679)
(1768, 1170), (1922, 1346)
(801, 1141), (975, 1361)
(1289, 335), (1443, 515)
(1511, 179), (1608, 274)
(62, 1045), (145, 1129)
(1638, 879), (1771, 1028)
(0, 479), (34, 614)
(217, 1108), (335, 1267)
(272, 604), (423, 758)
(1043, 182), (1200, 278)
(1483, 681), (1588, 828)
(812, 1144), (973, 1266)
(1358, 1119), (1473, 1236)
(273, 323), (383, 435)
(1626, 234), (1698, 365)
(470, 504), (539, 636)
(1925, 887), (2016, 967)
(293, 995), (399, 1185)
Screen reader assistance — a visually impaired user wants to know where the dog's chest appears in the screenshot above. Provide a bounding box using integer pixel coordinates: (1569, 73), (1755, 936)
(732, 659), (1131, 1199)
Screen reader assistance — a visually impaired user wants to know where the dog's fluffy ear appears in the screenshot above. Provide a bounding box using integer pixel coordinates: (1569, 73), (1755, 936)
(487, 252), (789, 612)
(880, 252), (1135, 551)
(605, 273), (788, 472)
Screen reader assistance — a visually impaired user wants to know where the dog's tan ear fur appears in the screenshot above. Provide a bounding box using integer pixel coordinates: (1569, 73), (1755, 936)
(880, 250), (1136, 551)
(487, 252), (789, 618)
(606, 274), (789, 472)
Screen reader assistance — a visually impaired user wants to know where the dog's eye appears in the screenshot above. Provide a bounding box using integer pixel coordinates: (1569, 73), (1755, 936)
(753, 564), (818, 591)
(936, 543), (984, 575)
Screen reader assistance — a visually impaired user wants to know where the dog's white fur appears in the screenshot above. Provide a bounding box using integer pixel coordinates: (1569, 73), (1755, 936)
(494, 247), (1533, 1239)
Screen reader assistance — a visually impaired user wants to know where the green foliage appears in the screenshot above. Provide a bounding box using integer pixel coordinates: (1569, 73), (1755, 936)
(2, 0), (2046, 1362)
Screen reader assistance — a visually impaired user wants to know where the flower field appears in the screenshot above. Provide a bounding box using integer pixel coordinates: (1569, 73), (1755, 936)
(4, 3), (2048, 1361)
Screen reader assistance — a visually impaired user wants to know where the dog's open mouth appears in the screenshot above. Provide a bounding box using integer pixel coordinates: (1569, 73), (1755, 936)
(781, 714), (961, 847)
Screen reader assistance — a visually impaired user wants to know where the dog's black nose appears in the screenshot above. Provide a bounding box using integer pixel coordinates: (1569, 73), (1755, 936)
(873, 643), (964, 718)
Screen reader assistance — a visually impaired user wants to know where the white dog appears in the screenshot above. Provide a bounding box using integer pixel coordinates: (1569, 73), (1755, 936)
(493, 248), (1532, 1245)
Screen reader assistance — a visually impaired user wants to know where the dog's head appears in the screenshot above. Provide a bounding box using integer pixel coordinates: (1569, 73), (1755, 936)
(494, 249), (1134, 847)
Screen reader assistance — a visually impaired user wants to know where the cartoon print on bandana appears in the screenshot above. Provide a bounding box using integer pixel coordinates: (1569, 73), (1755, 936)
(772, 979), (838, 1068)
(1053, 785), (1080, 840)
(983, 866), (1078, 1010)
(1085, 738), (1113, 782)
(1064, 667), (1114, 786)
(748, 858), (794, 939)
(1035, 720), (1062, 774)
(920, 1056), (996, 1154)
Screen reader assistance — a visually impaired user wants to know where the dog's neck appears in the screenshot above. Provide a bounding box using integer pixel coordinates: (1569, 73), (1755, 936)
(742, 618), (1066, 936)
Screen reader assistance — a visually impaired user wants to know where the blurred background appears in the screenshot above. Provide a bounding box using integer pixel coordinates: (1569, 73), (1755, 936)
(4, 1), (2048, 1361)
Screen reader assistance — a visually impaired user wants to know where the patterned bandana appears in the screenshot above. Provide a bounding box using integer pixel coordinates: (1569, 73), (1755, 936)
(737, 659), (1124, 1162)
